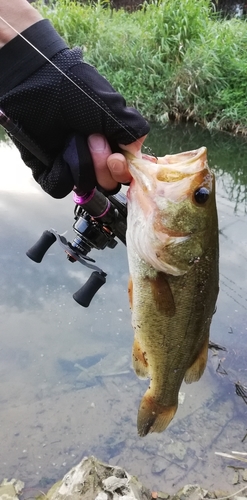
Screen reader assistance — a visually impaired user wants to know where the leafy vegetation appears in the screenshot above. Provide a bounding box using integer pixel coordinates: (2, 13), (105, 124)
(35, 0), (247, 134)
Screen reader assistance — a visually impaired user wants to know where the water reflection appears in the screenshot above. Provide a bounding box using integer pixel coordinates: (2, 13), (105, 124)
(145, 122), (247, 212)
(0, 125), (247, 496)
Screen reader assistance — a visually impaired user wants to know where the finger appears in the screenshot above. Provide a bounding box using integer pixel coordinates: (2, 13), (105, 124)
(87, 133), (117, 191)
(107, 152), (132, 185)
(107, 135), (147, 184)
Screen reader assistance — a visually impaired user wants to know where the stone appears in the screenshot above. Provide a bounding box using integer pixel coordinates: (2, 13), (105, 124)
(232, 471), (240, 485)
(39, 456), (151, 500)
(152, 458), (167, 474)
(157, 492), (170, 499)
(165, 442), (187, 461)
(176, 485), (208, 500)
(0, 479), (24, 500)
(214, 491), (230, 498)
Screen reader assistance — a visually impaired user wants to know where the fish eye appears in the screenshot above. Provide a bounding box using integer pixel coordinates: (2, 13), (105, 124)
(194, 187), (210, 204)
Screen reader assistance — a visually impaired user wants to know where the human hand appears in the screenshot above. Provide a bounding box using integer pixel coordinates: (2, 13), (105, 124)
(0, 19), (149, 198)
(88, 134), (147, 192)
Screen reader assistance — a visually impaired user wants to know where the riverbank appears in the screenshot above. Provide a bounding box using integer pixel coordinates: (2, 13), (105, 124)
(35, 0), (247, 135)
(2, 456), (247, 500)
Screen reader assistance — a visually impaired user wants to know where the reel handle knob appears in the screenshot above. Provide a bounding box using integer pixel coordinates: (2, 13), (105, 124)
(26, 230), (56, 263)
(73, 271), (106, 307)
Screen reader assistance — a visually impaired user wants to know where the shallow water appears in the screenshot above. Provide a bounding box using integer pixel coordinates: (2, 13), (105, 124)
(0, 123), (247, 496)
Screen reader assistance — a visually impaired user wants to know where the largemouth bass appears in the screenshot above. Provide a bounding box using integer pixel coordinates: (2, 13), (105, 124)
(126, 147), (219, 437)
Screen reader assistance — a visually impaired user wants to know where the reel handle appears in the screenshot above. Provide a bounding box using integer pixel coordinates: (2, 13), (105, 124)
(26, 230), (56, 263)
(73, 271), (106, 307)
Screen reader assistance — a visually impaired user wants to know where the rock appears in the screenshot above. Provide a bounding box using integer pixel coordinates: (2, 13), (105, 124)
(232, 471), (240, 485)
(39, 456), (151, 500)
(180, 432), (191, 443)
(152, 457), (167, 474)
(242, 469), (247, 481)
(2, 458), (245, 500)
(204, 493), (216, 499)
(164, 442), (187, 461)
(76, 349), (131, 387)
(213, 491), (229, 498)
(0, 479), (24, 500)
(176, 485), (208, 500)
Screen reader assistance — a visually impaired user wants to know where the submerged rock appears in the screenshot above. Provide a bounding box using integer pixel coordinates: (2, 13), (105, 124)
(76, 349), (131, 387)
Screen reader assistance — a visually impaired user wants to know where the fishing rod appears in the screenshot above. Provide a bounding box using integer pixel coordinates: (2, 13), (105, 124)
(0, 107), (128, 307)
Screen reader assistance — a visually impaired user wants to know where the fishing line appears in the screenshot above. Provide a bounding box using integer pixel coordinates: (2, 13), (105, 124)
(0, 15), (150, 154)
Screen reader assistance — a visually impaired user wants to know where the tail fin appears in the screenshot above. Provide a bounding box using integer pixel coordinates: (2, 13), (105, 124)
(137, 389), (177, 437)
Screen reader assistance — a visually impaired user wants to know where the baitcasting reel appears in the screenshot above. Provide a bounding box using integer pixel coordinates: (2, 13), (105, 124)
(0, 107), (128, 308)
(26, 189), (127, 307)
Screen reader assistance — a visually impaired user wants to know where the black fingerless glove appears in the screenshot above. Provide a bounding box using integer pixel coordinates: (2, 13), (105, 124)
(0, 19), (149, 198)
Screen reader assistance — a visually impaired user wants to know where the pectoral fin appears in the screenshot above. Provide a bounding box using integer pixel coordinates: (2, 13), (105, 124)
(137, 388), (177, 437)
(184, 335), (209, 384)
(147, 273), (176, 316)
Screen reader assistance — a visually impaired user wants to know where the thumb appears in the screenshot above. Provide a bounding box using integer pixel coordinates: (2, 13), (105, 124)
(107, 135), (147, 185)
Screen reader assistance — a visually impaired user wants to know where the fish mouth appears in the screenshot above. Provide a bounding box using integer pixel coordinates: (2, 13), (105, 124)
(126, 147), (209, 190)
(158, 147), (207, 166)
(156, 147), (208, 182)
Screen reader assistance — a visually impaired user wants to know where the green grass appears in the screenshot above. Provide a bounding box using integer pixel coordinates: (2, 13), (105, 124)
(35, 0), (247, 134)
